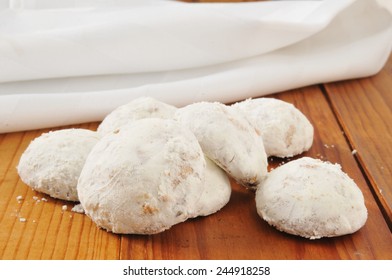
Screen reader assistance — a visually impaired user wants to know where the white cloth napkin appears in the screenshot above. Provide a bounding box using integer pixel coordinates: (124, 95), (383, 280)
(0, 0), (391, 133)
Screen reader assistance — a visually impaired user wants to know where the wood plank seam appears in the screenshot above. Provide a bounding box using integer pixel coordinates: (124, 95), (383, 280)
(319, 84), (392, 232)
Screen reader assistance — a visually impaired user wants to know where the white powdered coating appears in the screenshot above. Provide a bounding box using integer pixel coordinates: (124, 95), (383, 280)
(175, 101), (268, 189)
(17, 129), (100, 201)
(71, 204), (85, 214)
(193, 156), (231, 217)
(97, 96), (177, 135)
(78, 118), (206, 235)
(255, 157), (368, 239)
(232, 98), (314, 158)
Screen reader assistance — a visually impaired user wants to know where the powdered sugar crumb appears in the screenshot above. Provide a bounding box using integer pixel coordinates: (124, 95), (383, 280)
(71, 204), (85, 214)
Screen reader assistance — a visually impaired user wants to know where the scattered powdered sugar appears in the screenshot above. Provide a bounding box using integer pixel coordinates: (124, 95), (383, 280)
(71, 204), (85, 214)
(32, 196), (41, 203)
(323, 143), (335, 149)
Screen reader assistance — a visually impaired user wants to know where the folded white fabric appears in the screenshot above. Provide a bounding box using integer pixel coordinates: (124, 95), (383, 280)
(0, 0), (391, 133)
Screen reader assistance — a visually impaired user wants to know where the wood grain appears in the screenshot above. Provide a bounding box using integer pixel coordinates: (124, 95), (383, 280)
(324, 54), (392, 229)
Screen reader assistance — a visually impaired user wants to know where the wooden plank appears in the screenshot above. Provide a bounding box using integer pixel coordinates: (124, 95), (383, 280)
(120, 86), (392, 260)
(324, 54), (392, 228)
(0, 124), (121, 260)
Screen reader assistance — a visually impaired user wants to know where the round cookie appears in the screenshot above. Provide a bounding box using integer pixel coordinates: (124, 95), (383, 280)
(17, 128), (100, 201)
(255, 157), (368, 239)
(77, 118), (206, 234)
(175, 101), (268, 189)
(232, 98), (313, 158)
(97, 96), (177, 135)
(193, 156), (231, 217)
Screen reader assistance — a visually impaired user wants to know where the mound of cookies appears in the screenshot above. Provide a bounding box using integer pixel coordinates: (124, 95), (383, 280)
(17, 96), (367, 238)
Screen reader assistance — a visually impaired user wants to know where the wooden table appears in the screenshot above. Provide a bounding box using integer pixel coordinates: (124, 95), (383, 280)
(1, 3), (392, 260)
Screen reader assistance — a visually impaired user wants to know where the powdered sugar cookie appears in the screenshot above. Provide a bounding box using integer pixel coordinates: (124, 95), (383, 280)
(255, 157), (367, 239)
(193, 156), (231, 217)
(175, 102), (268, 189)
(232, 98), (313, 158)
(78, 118), (206, 234)
(97, 96), (177, 135)
(17, 129), (100, 201)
